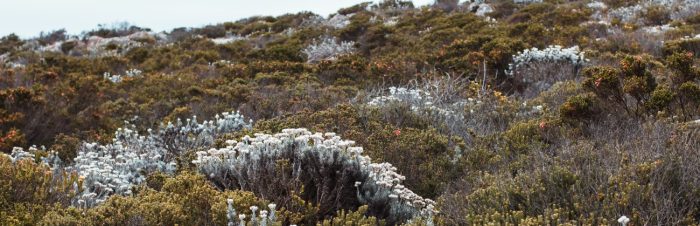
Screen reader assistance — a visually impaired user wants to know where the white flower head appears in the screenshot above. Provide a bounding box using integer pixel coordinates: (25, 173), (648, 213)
(618, 215), (630, 224)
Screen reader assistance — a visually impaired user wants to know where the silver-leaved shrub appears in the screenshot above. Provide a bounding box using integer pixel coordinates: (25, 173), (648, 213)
(193, 128), (435, 224)
(70, 111), (251, 207)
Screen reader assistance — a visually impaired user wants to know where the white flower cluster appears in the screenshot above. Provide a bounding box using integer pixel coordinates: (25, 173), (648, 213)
(384, 17), (399, 26)
(103, 68), (143, 83)
(303, 13), (353, 29)
(468, 1), (494, 17)
(5, 146), (63, 167)
(30, 31), (167, 56)
(642, 24), (675, 34)
(72, 111), (251, 207)
(680, 34), (700, 40)
(211, 34), (246, 45)
(508, 45), (587, 76)
(125, 68), (142, 77)
(368, 87), (431, 107)
(587, 1), (608, 10)
(368, 87), (465, 120)
(608, 4), (644, 23)
(8, 147), (35, 163)
(209, 60), (235, 68)
(607, 0), (700, 23)
(192, 128), (436, 221)
(324, 14), (352, 29)
(227, 200), (278, 226)
(513, 0), (543, 4)
(86, 32), (163, 56)
(0, 53), (25, 69)
(303, 36), (355, 63)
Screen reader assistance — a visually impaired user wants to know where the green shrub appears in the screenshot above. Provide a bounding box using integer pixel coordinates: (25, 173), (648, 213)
(663, 38), (700, 56)
(666, 52), (700, 84)
(560, 93), (599, 121)
(0, 34), (23, 54)
(0, 156), (79, 225)
(646, 86), (675, 113)
(582, 55), (659, 117)
(641, 5), (671, 26)
(48, 134), (80, 164)
(677, 82), (700, 119)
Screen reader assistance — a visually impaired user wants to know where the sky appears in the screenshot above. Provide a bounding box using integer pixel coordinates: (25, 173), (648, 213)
(0, 0), (435, 38)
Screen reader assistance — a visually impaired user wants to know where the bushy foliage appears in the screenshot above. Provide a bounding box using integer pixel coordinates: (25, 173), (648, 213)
(581, 54), (661, 117)
(72, 110), (250, 207)
(2, 0), (700, 225)
(560, 93), (599, 122)
(0, 153), (79, 225)
(193, 128), (435, 224)
(303, 36), (356, 63)
(508, 45), (588, 97)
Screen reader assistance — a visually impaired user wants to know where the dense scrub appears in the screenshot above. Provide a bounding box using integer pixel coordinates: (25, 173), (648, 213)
(1, 0), (700, 225)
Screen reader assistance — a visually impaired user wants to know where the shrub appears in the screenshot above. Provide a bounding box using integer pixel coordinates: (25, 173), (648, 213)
(641, 5), (671, 26)
(318, 205), (383, 226)
(666, 52), (700, 85)
(302, 36), (356, 63)
(0, 154), (79, 225)
(582, 55), (658, 117)
(677, 82), (700, 119)
(582, 66), (622, 100)
(645, 86), (675, 114)
(247, 44), (304, 62)
(48, 134), (80, 164)
(192, 128), (436, 224)
(508, 45), (587, 97)
(197, 25), (227, 38)
(315, 53), (368, 85)
(0, 34), (23, 55)
(0, 128), (26, 153)
(560, 93), (599, 122)
(84, 172), (272, 226)
(662, 37), (700, 56)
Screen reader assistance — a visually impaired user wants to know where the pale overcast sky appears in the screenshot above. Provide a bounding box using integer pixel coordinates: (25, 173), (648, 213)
(0, 0), (435, 38)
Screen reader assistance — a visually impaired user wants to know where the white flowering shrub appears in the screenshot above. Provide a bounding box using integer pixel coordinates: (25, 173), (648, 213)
(103, 68), (143, 83)
(606, 0), (700, 24)
(641, 24), (675, 34)
(587, 1), (607, 10)
(513, 0), (543, 4)
(384, 16), (399, 26)
(681, 34), (700, 40)
(227, 200), (279, 226)
(8, 147), (35, 163)
(323, 14), (352, 29)
(509, 45), (587, 74)
(608, 4), (645, 23)
(508, 45), (587, 97)
(365, 79), (544, 144)
(29, 31), (165, 56)
(0, 53), (26, 69)
(303, 37), (355, 63)
(193, 128), (435, 224)
(302, 13), (353, 29)
(84, 31), (157, 56)
(365, 79), (471, 145)
(71, 111), (251, 207)
(211, 34), (246, 45)
(368, 86), (467, 125)
(103, 72), (122, 83)
(125, 68), (142, 77)
(467, 1), (494, 17)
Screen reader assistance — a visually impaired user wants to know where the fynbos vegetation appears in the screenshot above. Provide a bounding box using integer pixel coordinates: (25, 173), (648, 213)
(1, 0), (700, 225)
